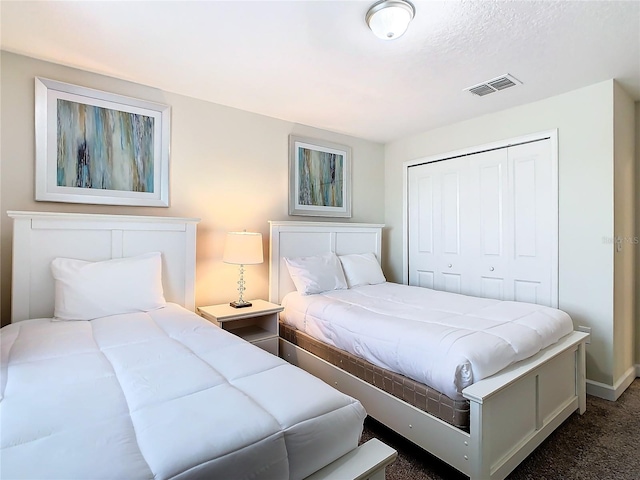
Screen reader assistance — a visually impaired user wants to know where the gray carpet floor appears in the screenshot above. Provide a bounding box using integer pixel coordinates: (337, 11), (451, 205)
(361, 379), (640, 479)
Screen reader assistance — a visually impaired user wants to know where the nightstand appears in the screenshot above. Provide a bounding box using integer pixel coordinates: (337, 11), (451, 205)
(197, 300), (283, 355)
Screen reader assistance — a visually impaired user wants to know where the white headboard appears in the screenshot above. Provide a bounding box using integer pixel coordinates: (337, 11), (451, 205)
(269, 221), (384, 304)
(8, 211), (200, 323)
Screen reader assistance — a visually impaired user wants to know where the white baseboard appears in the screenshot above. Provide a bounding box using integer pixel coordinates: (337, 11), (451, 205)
(587, 366), (637, 401)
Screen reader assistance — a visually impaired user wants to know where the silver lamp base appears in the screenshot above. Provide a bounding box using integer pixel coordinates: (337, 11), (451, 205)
(230, 300), (252, 308)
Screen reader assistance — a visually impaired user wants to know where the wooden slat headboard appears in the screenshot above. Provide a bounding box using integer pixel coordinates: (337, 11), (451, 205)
(8, 211), (199, 323)
(268, 221), (384, 304)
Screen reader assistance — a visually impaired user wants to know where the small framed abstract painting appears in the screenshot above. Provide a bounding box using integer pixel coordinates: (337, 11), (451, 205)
(35, 77), (171, 207)
(288, 135), (352, 217)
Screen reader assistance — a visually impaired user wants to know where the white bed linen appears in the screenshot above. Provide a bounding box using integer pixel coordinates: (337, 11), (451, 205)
(0, 304), (366, 480)
(281, 283), (574, 400)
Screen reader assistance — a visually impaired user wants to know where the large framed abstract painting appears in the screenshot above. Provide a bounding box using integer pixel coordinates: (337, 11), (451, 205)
(288, 135), (352, 217)
(35, 77), (170, 207)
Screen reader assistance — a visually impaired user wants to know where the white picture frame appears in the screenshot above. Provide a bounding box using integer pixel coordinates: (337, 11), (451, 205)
(35, 77), (171, 207)
(288, 135), (352, 218)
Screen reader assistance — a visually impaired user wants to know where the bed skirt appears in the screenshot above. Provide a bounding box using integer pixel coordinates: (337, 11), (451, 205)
(280, 323), (470, 430)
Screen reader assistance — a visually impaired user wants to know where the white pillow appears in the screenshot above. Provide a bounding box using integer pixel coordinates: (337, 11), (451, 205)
(284, 252), (348, 295)
(338, 252), (386, 288)
(51, 252), (166, 321)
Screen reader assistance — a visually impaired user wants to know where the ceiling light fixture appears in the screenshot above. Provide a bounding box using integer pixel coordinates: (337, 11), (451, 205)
(366, 0), (415, 40)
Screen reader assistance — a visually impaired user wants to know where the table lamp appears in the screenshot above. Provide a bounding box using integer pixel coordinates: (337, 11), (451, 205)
(223, 231), (263, 308)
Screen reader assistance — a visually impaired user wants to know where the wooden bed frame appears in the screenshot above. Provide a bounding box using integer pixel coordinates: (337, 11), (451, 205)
(269, 220), (589, 480)
(7, 211), (396, 480)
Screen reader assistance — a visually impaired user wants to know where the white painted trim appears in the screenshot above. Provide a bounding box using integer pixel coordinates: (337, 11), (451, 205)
(586, 380), (614, 400)
(586, 365), (637, 401)
(401, 129), (559, 306)
(402, 162), (409, 284)
(548, 131), (559, 308)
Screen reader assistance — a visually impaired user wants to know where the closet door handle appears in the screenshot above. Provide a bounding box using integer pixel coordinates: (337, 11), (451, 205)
(448, 264), (452, 268)
(490, 267), (495, 272)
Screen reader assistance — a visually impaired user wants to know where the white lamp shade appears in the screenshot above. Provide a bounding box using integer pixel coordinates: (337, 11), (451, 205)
(223, 232), (264, 265)
(366, 0), (415, 40)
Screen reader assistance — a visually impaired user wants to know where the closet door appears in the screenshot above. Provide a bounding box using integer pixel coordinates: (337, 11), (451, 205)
(507, 140), (555, 306)
(407, 158), (443, 290)
(465, 148), (510, 299)
(408, 156), (476, 294)
(407, 138), (556, 307)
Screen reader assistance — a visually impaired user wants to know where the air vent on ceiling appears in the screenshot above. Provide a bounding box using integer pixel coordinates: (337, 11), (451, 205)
(464, 74), (522, 97)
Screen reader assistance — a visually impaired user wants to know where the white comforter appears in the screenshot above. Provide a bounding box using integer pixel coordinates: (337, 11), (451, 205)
(0, 304), (366, 480)
(281, 283), (574, 400)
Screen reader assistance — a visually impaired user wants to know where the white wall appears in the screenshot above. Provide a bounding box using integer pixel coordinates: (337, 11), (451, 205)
(613, 83), (636, 384)
(636, 101), (640, 370)
(384, 80), (631, 389)
(0, 51), (385, 325)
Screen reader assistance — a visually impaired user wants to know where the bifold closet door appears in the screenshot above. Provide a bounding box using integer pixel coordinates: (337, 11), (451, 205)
(506, 140), (555, 306)
(466, 148), (510, 299)
(407, 148), (508, 297)
(407, 138), (556, 306)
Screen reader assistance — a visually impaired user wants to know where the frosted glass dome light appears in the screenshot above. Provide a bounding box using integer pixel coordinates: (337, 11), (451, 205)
(366, 0), (415, 40)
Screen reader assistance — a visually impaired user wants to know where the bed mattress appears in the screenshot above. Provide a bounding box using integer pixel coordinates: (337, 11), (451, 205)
(0, 304), (366, 480)
(280, 323), (470, 430)
(281, 283), (574, 400)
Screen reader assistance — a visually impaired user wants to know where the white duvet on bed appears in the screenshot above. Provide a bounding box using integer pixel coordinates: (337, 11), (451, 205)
(281, 283), (574, 400)
(0, 304), (366, 480)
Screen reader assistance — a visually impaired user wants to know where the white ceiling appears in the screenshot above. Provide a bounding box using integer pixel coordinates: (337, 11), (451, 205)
(2, 1), (639, 143)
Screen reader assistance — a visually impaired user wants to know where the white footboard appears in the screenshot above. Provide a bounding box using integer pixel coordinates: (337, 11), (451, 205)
(281, 331), (588, 480)
(305, 439), (397, 480)
(462, 331), (588, 479)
